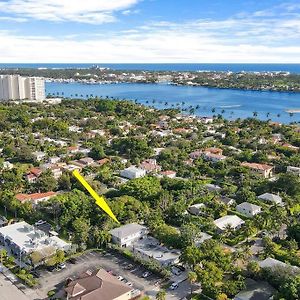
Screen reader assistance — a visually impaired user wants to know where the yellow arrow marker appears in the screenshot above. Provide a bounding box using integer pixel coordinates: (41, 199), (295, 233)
(72, 169), (119, 223)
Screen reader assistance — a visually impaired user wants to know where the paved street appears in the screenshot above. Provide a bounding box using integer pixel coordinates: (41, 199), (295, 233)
(0, 273), (32, 300)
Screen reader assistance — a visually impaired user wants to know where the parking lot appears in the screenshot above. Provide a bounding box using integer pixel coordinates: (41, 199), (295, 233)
(31, 250), (189, 299)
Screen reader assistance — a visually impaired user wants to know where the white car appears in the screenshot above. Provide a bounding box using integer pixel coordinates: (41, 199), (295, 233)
(35, 220), (46, 226)
(170, 282), (179, 290)
(142, 271), (151, 278)
(126, 282), (133, 287)
(117, 275), (124, 281)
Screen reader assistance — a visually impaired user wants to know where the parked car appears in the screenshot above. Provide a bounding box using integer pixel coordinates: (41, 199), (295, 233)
(171, 267), (182, 276)
(68, 257), (77, 264)
(125, 264), (134, 270)
(126, 282), (133, 287)
(35, 220), (46, 226)
(47, 265), (56, 272)
(176, 265), (186, 271)
(142, 271), (151, 278)
(117, 275), (124, 281)
(57, 263), (66, 269)
(170, 282), (179, 290)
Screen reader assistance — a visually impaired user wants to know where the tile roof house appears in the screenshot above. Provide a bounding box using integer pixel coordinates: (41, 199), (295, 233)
(160, 170), (177, 178)
(65, 269), (133, 300)
(26, 167), (42, 183)
(258, 193), (283, 205)
(236, 202), (262, 218)
(139, 159), (161, 173)
(15, 192), (57, 206)
(202, 152), (227, 162)
(204, 147), (223, 155)
(241, 162), (274, 178)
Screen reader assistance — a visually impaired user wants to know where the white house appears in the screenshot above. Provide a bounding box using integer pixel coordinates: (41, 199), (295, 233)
(110, 223), (148, 247)
(258, 193), (283, 205)
(287, 166), (300, 176)
(120, 166), (146, 179)
(214, 215), (245, 232)
(236, 202), (262, 218)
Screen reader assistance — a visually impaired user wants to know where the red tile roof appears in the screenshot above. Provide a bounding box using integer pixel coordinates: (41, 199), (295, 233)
(16, 191), (57, 202)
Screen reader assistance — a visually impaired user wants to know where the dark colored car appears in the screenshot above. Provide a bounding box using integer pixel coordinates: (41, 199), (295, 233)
(68, 257), (77, 264)
(47, 265), (56, 272)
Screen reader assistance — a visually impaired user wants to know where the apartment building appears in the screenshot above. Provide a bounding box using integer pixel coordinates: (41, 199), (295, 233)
(0, 75), (45, 101)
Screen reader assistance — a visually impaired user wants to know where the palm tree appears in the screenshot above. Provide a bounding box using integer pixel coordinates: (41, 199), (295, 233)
(156, 289), (166, 300)
(188, 271), (197, 296)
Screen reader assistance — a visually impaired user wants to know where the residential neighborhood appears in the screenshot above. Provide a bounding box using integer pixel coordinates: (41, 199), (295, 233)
(0, 98), (299, 300)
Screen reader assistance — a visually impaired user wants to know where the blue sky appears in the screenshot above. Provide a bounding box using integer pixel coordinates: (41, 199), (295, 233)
(0, 0), (300, 62)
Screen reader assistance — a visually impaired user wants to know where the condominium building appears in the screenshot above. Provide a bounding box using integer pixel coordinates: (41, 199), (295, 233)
(0, 75), (45, 101)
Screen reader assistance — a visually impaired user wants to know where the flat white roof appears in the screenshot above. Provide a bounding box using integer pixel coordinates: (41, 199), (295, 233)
(132, 236), (180, 264)
(0, 221), (70, 254)
(110, 223), (147, 239)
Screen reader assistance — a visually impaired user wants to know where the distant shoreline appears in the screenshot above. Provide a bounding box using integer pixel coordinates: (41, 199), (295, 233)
(286, 109), (300, 113)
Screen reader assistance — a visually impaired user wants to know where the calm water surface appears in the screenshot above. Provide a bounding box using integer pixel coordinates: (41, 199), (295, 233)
(46, 82), (300, 124)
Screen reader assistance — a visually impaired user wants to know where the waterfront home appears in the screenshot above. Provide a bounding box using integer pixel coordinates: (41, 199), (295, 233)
(241, 162), (274, 178)
(120, 166), (146, 179)
(109, 223), (148, 247)
(236, 202), (262, 218)
(258, 193), (283, 205)
(214, 215), (245, 232)
(64, 269), (133, 300)
(287, 165), (300, 176)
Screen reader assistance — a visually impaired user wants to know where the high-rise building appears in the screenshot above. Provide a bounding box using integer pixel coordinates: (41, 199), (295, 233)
(0, 75), (45, 101)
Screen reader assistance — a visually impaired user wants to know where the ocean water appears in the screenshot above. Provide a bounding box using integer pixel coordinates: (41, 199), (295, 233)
(1, 63), (300, 73)
(46, 82), (300, 124)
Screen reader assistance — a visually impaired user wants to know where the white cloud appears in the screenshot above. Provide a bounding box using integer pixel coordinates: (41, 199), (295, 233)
(0, 0), (141, 24)
(1, 2), (300, 62)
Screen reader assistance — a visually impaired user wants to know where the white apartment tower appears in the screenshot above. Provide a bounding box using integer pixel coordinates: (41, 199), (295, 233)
(0, 75), (45, 101)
